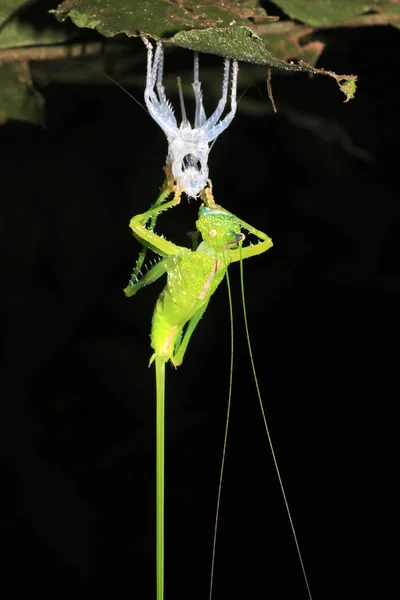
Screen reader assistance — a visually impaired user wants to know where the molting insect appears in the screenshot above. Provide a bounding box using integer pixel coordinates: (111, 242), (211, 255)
(142, 38), (239, 199)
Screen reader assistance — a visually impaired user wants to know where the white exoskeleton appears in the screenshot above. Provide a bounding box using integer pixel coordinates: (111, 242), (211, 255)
(142, 38), (239, 199)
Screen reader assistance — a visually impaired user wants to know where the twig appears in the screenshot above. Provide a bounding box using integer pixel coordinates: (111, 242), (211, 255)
(267, 67), (277, 113)
(0, 41), (123, 63)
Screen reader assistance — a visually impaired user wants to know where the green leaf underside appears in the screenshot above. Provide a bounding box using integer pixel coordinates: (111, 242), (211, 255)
(53, 0), (308, 68)
(0, 0), (32, 29)
(272, 0), (398, 26)
(0, 12), (77, 50)
(173, 27), (300, 68)
(53, 0), (268, 38)
(53, 0), (358, 100)
(172, 28), (357, 100)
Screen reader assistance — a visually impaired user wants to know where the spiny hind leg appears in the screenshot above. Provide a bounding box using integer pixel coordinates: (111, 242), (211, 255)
(171, 301), (209, 367)
(124, 257), (168, 297)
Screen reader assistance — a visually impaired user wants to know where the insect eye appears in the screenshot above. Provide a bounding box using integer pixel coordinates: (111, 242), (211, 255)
(183, 154), (200, 170)
(227, 231), (245, 247)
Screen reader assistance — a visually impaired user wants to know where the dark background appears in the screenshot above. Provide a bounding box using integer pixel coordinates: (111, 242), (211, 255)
(1, 22), (398, 599)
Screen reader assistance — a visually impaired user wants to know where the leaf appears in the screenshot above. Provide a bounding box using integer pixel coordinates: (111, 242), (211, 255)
(0, 6), (77, 50)
(53, 1), (357, 100)
(171, 26), (298, 68)
(53, 0), (269, 38)
(0, 0), (33, 29)
(254, 21), (325, 67)
(385, 3), (400, 14)
(172, 28), (357, 101)
(271, 0), (399, 26)
(0, 61), (44, 125)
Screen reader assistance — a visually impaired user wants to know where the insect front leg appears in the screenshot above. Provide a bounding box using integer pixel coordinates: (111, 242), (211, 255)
(131, 173), (176, 281)
(210, 206), (273, 261)
(126, 171), (184, 295)
(200, 182), (218, 208)
(128, 191), (183, 258)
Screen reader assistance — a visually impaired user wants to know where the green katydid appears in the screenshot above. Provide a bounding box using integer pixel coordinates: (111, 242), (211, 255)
(46, 37), (312, 598)
(124, 180), (313, 600)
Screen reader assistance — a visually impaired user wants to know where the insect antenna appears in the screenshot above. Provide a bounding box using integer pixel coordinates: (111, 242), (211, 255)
(238, 245), (313, 600)
(101, 70), (149, 115)
(42, 62), (149, 116)
(209, 260), (235, 600)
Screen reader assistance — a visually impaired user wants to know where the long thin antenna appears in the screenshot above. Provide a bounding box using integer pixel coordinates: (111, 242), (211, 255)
(238, 245), (313, 600)
(102, 71), (149, 114)
(43, 64), (149, 116)
(209, 268), (234, 600)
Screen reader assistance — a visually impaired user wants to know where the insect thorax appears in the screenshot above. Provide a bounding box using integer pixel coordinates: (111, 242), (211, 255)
(167, 127), (210, 198)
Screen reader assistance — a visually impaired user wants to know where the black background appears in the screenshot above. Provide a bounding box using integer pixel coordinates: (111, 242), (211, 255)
(1, 18), (398, 599)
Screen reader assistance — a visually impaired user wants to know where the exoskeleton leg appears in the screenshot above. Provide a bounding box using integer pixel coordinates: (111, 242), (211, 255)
(192, 52), (207, 128)
(206, 60), (239, 142)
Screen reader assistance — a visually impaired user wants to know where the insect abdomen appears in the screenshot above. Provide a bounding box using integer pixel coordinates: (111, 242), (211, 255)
(150, 252), (226, 360)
